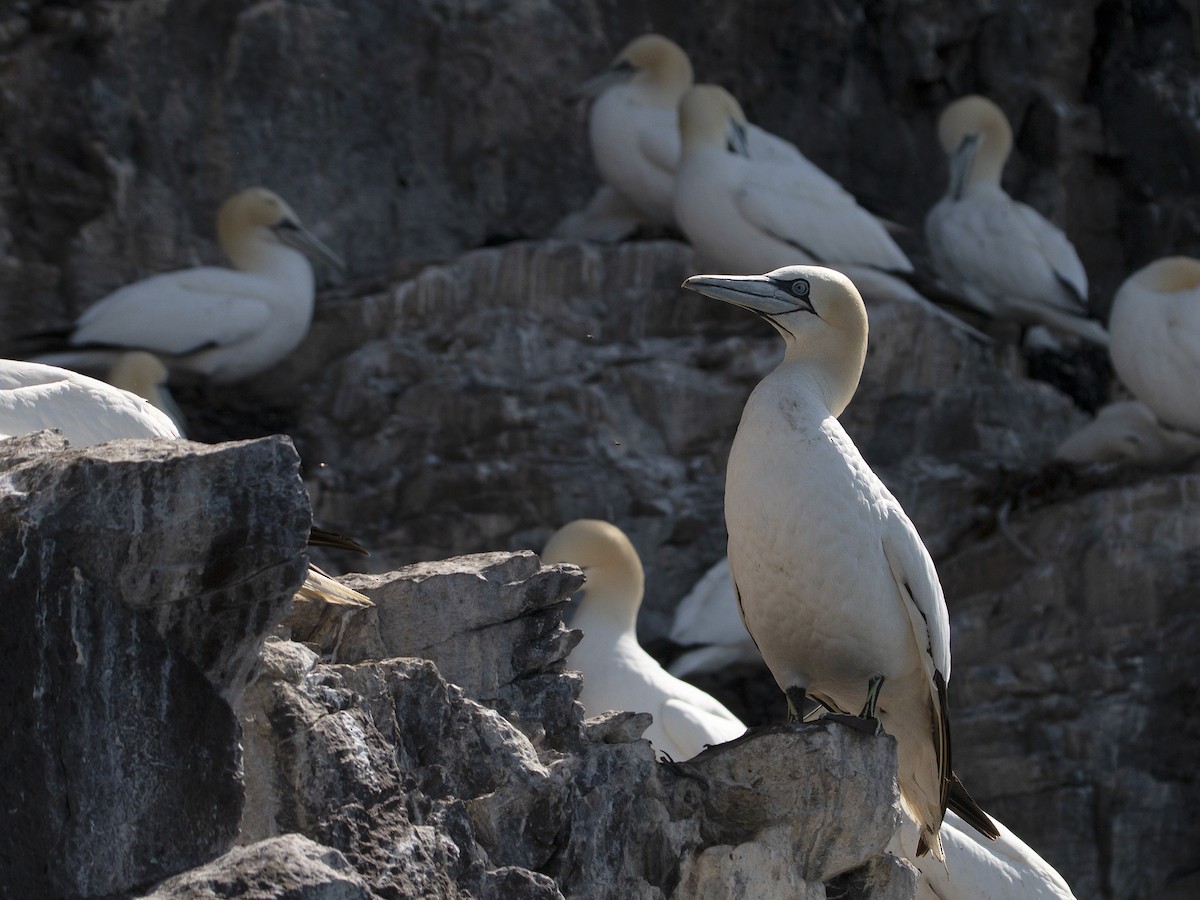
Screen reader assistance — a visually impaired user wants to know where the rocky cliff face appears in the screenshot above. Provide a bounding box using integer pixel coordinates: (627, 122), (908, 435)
(2, 2), (1198, 898)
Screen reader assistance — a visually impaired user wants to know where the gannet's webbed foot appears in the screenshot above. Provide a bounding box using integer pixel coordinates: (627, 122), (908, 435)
(785, 685), (808, 724)
(827, 674), (885, 735)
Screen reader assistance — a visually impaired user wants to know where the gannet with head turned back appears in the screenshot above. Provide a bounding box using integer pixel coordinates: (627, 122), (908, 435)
(1055, 399), (1200, 466)
(683, 265), (997, 860)
(1108, 256), (1200, 434)
(542, 519), (746, 761)
(673, 85), (913, 279)
(925, 95), (1107, 346)
(573, 34), (834, 236)
(0, 358), (181, 444)
(37, 187), (342, 383)
(106, 351), (188, 438)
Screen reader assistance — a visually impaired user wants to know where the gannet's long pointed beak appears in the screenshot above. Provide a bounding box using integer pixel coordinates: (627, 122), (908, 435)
(949, 133), (980, 201)
(572, 60), (635, 99)
(275, 220), (345, 270)
(682, 273), (813, 317)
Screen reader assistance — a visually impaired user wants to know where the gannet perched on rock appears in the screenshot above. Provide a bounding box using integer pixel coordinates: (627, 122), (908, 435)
(0, 358), (181, 444)
(673, 84), (913, 282)
(683, 265), (997, 859)
(36, 187), (342, 383)
(569, 34), (829, 238)
(542, 519), (746, 761)
(1108, 257), (1200, 434)
(1055, 399), (1200, 467)
(925, 95), (1107, 346)
(900, 810), (1077, 899)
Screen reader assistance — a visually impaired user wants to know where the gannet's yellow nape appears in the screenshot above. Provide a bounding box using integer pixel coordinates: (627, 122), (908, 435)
(34, 187), (342, 384)
(542, 519), (745, 762)
(673, 85), (913, 281)
(925, 95), (1107, 346)
(1108, 257), (1200, 435)
(578, 34), (693, 106)
(684, 265), (998, 861)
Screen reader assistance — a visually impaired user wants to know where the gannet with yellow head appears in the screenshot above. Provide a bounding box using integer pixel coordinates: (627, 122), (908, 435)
(542, 518), (746, 761)
(683, 265), (997, 861)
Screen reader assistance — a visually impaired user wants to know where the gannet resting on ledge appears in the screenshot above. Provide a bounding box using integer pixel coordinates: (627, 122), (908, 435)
(0, 358), (181, 443)
(34, 187), (342, 383)
(1108, 257), (1200, 434)
(673, 84), (913, 279)
(896, 809), (1077, 899)
(106, 351), (189, 438)
(683, 266), (997, 859)
(568, 34), (835, 238)
(1055, 399), (1200, 467)
(542, 519), (746, 761)
(667, 557), (761, 678)
(925, 95), (1107, 346)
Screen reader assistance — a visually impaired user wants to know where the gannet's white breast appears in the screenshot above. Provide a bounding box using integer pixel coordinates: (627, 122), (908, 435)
(1109, 258), (1200, 434)
(589, 86), (678, 226)
(0, 359), (181, 445)
(568, 615), (746, 761)
(70, 255), (315, 383)
(925, 183), (1101, 342)
(725, 371), (928, 695)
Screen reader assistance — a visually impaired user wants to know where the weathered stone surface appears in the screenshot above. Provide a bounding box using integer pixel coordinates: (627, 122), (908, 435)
(941, 471), (1200, 900)
(0, 433), (309, 897)
(139, 834), (372, 899)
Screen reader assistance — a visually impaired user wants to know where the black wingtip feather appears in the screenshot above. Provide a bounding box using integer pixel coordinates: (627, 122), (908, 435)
(947, 772), (1000, 841)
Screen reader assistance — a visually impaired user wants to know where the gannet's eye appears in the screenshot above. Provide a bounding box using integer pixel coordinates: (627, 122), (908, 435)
(791, 279), (810, 299)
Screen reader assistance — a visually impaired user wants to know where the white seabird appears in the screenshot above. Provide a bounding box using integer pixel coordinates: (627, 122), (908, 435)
(541, 519), (746, 761)
(673, 84), (913, 281)
(667, 557), (761, 678)
(106, 351), (189, 438)
(0, 358), (181, 444)
(683, 265), (997, 860)
(925, 95), (1107, 346)
(37, 187), (342, 383)
(1055, 399), (1200, 467)
(1108, 256), (1200, 434)
(566, 34), (833, 239)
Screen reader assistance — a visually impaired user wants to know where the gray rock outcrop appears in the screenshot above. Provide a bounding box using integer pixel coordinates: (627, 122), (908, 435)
(0, 433), (309, 897)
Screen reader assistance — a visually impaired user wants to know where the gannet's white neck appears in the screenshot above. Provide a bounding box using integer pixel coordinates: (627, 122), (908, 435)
(777, 326), (866, 419)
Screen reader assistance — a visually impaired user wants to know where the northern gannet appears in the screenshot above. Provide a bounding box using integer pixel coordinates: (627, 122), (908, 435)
(673, 84), (913, 279)
(1055, 399), (1200, 466)
(106, 351), (188, 437)
(900, 810), (1077, 899)
(542, 519), (746, 761)
(925, 95), (1108, 346)
(667, 557), (761, 678)
(0, 358), (181, 444)
(1108, 257), (1200, 434)
(683, 265), (997, 859)
(37, 187), (342, 383)
(572, 34), (829, 236)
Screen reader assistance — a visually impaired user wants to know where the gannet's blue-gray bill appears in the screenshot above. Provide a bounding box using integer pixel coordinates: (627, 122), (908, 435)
(682, 271), (816, 317)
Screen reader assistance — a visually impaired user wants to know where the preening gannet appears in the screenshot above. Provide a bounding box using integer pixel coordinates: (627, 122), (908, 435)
(683, 266), (997, 860)
(574, 34), (832, 236)
(898, 810), (1077, 899)
(542, 519), (746, 761)
(667, 557), (761, 678)
(37, 187), (342, 383)
(1108, 257), (1200, 434)
(673, 84), (913, 279)
(1055, 399), (1200, 466)
(106, 351), (188, 438)
(925, 95), (1107, 346)
(0, 358), (181, 444)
